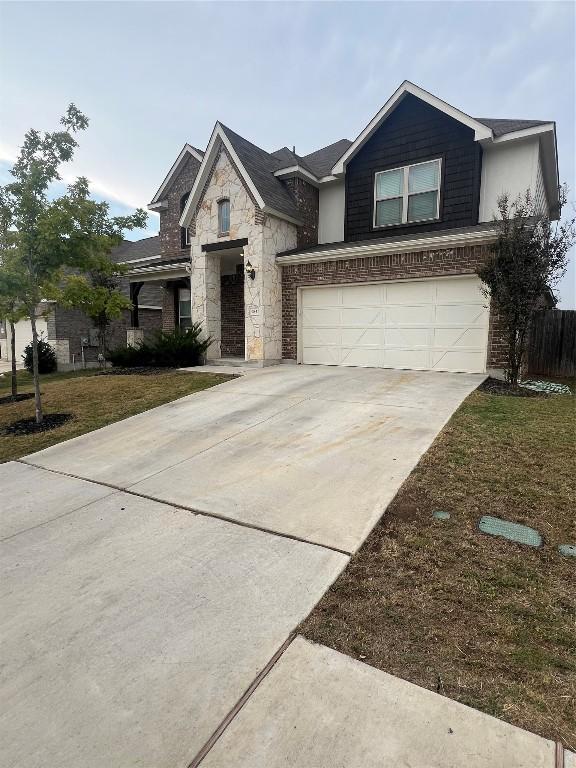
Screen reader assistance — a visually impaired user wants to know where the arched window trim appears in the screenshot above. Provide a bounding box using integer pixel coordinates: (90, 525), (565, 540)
(217, 198), (230, 236)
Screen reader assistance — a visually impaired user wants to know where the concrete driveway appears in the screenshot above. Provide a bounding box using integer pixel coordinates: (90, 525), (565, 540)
(2, 365), (486, 767)
(22, 365), (482, 552)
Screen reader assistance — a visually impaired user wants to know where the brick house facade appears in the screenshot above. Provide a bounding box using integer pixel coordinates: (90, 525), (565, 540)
(280, 244), (507, 370)
(128, 80), (558, 375)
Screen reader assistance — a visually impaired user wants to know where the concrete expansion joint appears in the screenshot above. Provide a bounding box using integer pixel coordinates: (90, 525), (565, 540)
(15, 459), (353, 558)
(186, 633), (297, 768)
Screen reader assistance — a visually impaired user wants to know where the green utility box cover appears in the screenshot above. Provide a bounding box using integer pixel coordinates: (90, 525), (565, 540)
(479, 516), (542, 547)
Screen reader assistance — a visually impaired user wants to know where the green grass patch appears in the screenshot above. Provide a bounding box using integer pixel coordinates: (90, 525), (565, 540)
(301, 383), (576, 749)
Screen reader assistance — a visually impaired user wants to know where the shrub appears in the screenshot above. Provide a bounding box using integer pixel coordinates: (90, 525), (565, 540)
(22, 334), (57, 374)
(108, 324), (211, 368)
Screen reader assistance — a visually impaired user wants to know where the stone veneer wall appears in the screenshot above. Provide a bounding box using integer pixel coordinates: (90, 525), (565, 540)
(159, 154), (202, 260)
(281, 244), (507, 370)
(283, 177), (319, 248)
(190, 145), (297, 361)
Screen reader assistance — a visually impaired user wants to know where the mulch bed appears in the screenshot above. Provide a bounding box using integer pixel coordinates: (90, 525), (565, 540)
(97, 366), (179, 376)
(1, 413), (74, 436)
(479, 377), (547, 398)
(0, 392), (35, 406)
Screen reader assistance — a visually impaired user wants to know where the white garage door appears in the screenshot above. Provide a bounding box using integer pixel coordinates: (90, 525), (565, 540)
(300, 276), (489, 373)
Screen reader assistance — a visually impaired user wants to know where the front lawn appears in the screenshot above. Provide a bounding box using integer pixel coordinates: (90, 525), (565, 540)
(0, 369), (232, 463)
(301, 383), (576, 749)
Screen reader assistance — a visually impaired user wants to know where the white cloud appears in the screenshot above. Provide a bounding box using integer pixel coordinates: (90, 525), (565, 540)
(0, 140), (147, 211)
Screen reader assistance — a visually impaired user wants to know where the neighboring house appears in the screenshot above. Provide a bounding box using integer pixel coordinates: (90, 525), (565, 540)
(124, 79), (559, 375)
(0, 239), (163, 368)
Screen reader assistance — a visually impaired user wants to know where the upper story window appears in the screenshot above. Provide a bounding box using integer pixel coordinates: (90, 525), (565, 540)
(218, 198), (230, 236)
(374, 159), (441, 228)
(180, 192), (191, 248)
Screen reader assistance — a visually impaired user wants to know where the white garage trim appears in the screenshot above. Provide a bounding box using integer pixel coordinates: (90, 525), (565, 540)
(297, 275), (489, 374)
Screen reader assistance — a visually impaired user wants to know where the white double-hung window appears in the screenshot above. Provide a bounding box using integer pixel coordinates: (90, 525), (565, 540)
(374, 159), (441, 228)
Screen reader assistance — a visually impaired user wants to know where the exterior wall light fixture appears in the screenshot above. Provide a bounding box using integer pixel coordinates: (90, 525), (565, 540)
(245, 260), (256, 280)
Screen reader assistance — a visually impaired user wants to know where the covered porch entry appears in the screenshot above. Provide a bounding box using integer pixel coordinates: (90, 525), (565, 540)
(126, 257), (192, 345)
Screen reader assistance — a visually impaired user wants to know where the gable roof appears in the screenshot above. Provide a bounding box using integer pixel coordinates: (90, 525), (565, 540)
(149, 144), (204, 208)
(219, 124), (303, 221)
(332, 81), (493, 175)
(179, 122), (305, 228)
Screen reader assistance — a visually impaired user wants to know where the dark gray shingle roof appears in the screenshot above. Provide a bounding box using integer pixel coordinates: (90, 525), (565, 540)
(219, 124), (302, 221)
(475, 118), (550, 138)
(110, 236), (160, 263)
(301, 139), (353, 177)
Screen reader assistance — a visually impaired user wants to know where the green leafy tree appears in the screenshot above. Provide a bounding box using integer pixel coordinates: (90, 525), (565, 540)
(0, 105), (146, 423)
(478, 187), (575, 386)
(61, 257), (132, 360)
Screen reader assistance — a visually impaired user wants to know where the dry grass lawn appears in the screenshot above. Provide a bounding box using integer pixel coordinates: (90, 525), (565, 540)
(301, 383), (576, 749)
(0, 368), (232, 463)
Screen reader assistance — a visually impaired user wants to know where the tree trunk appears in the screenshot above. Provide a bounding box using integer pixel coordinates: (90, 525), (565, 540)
(507, 330), (520, 387)
(9, 320), (17, 398)
(29, 311), (43, 424)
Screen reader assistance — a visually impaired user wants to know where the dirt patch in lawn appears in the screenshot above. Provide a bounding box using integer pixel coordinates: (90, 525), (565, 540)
(300, 385), (576, 749)
(0, 369), (232, 463)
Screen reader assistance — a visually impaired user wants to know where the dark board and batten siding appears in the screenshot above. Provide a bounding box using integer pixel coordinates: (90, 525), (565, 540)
(345, 94), (482, 242)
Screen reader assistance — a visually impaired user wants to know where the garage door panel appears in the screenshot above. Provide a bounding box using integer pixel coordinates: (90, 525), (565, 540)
(302, 327), (341, 346)
(435, 304), (487, 325)
(384, 348), (430, 369)
(431, 350), (486, 372)
(302, 287), (340, 307)
(341, 308), (383, 326)
(385, 281), (435, 304)
(341, 284), (382, 306)
(436, 278), (484, 302)
(386, 305), (435, 325)
(385, 327), (430, 348)
(302, 346), (341, 365)
(340, 347), (382, 367)
(303, 308), (341, 326)
(433, 327), (487, 349)
(341, 328), (381, 347)
(300, 277), (488, 374)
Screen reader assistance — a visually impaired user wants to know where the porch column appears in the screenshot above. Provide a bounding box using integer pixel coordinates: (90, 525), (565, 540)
(129, 281), (143, 328)
(191, 244), (221, 358)
(244, 219), (296, 363)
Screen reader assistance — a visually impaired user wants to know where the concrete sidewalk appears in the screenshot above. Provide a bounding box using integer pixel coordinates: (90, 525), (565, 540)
(199, 636), (560, 768)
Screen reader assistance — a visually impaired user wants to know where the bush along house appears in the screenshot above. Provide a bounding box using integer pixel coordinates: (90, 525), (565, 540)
(126, 80), (559, 376)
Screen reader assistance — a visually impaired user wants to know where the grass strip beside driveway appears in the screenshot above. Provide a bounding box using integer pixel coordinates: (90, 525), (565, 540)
(0, 369), (232, 463)
(300, 384), (576, 749)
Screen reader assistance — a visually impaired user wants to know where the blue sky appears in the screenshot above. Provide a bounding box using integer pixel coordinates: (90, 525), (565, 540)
(0, 1), (574, 306)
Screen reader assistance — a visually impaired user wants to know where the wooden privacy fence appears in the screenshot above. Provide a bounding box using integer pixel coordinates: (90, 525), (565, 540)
(526, 310), (576, 377)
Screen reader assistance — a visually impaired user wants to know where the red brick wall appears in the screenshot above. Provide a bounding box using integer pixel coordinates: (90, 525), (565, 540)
(221, 273), (244, 357)
(281, 244), (507, 369)
(53, 306), (161, 362)
(162, 284), (177, 331)
(159, 154), (202, 260)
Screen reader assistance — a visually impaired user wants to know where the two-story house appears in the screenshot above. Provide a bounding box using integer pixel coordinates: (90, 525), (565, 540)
(126, 80), (559, 376)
